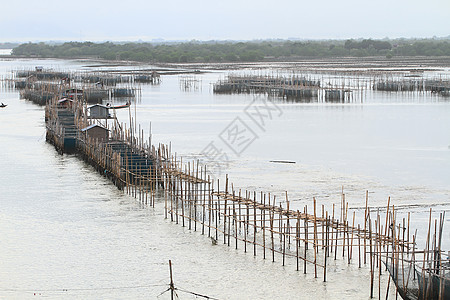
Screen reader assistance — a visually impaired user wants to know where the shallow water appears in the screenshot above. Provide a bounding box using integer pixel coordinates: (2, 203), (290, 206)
(0, 58), (449, 299)
(0, 49), (12, 55)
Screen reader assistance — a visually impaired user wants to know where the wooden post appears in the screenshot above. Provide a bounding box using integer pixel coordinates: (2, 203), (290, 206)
(215, 202), (219, 242)
(208, 179), (212, 238)
(296, 211), (300, 272)
(369, 210), (374, 299)
(263, 194), (266, 260)
(349, 211), (355, 263)
(304, 205), (308, 274)
(169, 260), (174, 300)
(234, 204), (238, 250)
(253, 192), (257, 257)
(202, 166), (206, 235)
(358, 224), (361, 268)
(323, 216), (327, 282)
(331, 204), (335, 254)
(271, 203), (275, 262)
(313, 198), (318, 278)
(364, 190), (369, 264)
(224, 175), (228, 244)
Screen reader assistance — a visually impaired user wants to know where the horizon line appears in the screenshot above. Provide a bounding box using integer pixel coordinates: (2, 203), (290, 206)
(1, 35), (450, 44)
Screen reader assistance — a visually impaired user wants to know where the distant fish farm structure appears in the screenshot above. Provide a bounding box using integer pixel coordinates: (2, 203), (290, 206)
(213, 74), (362, 103)
(16, 67), (70, 80)
(179, 75), (202, 91)
(9, 67), (161, 105)
(133, 71), (161, 84)
(213, 74), (321, 101)
(373, 78), (450, 96)
(214, 73), (450, 102)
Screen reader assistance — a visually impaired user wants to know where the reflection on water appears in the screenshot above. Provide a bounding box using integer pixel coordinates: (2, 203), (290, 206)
(0, 58), (449, 299)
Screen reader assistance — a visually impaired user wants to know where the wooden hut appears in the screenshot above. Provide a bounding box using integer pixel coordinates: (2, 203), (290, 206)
(57, 98), (74, 109)
(88, 104), (111, 119)
(80, 124), (109, 142)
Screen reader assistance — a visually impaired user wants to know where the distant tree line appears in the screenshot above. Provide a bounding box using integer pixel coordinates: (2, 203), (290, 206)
(11, 39), (450, 63)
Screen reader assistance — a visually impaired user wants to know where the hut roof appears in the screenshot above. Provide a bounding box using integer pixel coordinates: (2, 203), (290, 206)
(88, 104), (109, 109)
(80, 124), (109, 132)
(58, 98), (73, 103)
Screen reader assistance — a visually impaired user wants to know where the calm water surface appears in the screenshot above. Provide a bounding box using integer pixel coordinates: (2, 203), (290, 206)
(0, 58), (449, 299)
(0, 49), (12, 55)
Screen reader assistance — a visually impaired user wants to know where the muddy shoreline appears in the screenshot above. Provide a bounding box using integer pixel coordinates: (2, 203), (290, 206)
(3, 55), (449, 75)
(91, 56), (450, 75)
(169, 56), (450, 72)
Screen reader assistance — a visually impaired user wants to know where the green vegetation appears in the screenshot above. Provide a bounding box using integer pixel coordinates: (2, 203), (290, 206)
(11, 39), (450, 63)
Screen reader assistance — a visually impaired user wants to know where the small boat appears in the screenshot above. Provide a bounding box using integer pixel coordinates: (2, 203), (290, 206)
(0, 103), (7, 108)
(106, 101), (131, 109)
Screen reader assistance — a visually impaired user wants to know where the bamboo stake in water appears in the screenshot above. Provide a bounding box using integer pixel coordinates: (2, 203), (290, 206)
(253, 191), (257, 257)
(313, 198), (318, 278)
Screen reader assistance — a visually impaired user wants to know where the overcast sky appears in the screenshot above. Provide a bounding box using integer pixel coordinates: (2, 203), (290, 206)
(1, 0), (449, 42)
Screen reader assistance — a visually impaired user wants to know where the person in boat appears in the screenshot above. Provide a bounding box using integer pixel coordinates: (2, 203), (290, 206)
(1, 102), (4, 106)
